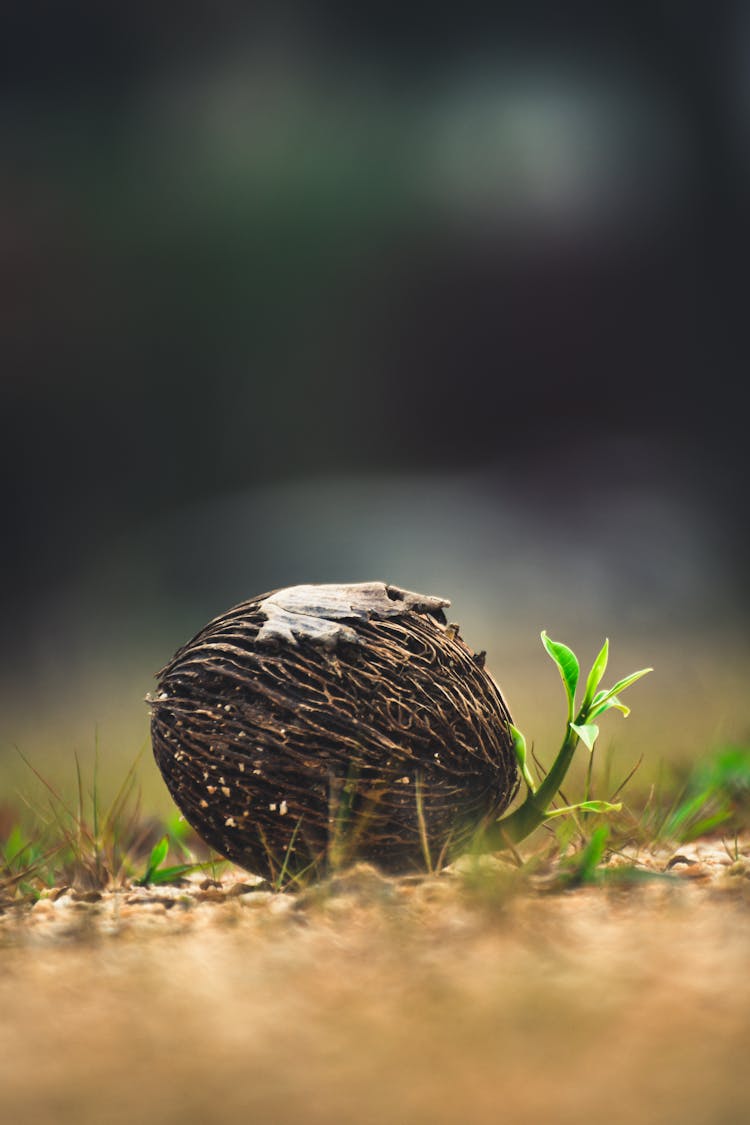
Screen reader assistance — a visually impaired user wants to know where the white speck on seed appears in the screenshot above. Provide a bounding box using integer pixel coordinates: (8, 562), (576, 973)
(253, 769), (262, 776)
(221, 786), (231, 798)
(400, 776), (410, 784)
(207, 785), (217, 795)
(280, 800), (288, 816)
(239, 763), (245, 772)
(225, 816), (236, 827)
(200, 799), (208, 808)
(269, 803), (277, 812)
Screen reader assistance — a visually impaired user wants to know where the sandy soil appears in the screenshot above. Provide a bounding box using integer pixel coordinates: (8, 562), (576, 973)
(1, 840), (749, 1125)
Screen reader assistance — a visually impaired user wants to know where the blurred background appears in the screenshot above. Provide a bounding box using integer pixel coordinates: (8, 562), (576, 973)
(2, 2), (749, 808)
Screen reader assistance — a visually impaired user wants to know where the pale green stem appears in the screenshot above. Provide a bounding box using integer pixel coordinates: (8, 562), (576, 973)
(481, 724), (581, 850)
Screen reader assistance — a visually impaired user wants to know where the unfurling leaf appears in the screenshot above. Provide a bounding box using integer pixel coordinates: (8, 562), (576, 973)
(589, 694), (630, 720)
(603, 667), (652, 700)
(590, 668), (652, 718)
(581, 638), (609, 714)
(509, 722), (536, 793)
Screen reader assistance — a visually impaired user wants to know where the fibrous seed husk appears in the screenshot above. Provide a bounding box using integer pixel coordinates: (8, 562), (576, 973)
(149, 582), (518, 883)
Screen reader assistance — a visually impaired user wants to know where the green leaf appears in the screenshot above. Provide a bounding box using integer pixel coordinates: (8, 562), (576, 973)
(148, 863), (196, 885)
(509, 723), (536, 793)
(679, 810), (732, 843)
(541, 631), (580, 720)
(587, 668), (651, 721)
(570, 722), (600, 751)
(589, 694), (630, 721)
(137, 834), (169, 884)
(599, 668), (653, 707)
(149, 835), (169, 871)
(581, 638), (609, 715)
(574, 824), (610, 882)
(544, 799), (622, 821)
(4, 826), (25, 866)
(604, 695), (630, 716)
(576, 800), (622, 815)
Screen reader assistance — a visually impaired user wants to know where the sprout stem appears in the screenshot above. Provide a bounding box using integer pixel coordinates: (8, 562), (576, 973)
(477, 638), (651, 853)
(482, 724), (581, 849)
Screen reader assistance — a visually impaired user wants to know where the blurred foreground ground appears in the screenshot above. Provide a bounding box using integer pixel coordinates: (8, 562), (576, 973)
(1, 848), (749, 1125)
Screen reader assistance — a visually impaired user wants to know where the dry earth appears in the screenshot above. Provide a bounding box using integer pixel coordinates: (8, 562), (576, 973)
(1, 839), (749, 1125)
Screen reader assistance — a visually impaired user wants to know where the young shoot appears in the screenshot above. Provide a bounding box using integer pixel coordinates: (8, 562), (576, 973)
(484, 633), (651, 851)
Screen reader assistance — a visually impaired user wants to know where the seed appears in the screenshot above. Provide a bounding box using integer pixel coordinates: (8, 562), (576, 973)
(149, 582), (517, 882)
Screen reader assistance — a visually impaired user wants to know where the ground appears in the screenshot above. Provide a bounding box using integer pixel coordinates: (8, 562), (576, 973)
(1, 838), (749, 1125)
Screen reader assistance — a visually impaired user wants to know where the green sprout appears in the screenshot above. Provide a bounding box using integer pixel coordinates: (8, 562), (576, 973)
(483, 633), (652, 851)
(136, 821), (226, 887)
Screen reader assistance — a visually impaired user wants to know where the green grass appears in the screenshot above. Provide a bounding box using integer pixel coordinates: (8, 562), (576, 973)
(2, 737), (748, 908)
(0, 747), (228, 906)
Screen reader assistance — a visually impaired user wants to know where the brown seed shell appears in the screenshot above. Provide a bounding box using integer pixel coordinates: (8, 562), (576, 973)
(149, 582), (518, 882)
